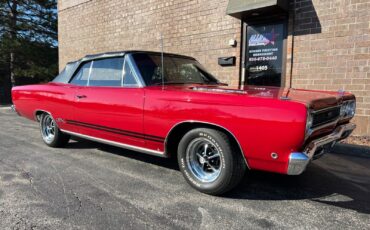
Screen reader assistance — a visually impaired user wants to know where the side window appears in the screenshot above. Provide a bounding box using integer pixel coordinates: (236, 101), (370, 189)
(89, 58), (124, 87)
(70, 61), (92, 86)
(123, 58), (139, 87)
(69, 56), (140, 87)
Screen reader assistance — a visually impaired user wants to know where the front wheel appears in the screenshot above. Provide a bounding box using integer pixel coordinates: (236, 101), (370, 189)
(177, 128), (246, 195)
(40, 113), (70, 147)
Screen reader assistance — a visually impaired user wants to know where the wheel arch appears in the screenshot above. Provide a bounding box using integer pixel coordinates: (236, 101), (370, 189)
(165, 121), (250, 169)
(34, 109), (51, 122)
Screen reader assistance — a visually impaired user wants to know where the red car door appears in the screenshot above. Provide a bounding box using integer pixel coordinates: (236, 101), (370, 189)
(68, 56), (146, 148)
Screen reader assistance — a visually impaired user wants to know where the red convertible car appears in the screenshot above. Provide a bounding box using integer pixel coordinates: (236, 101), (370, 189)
(12, 51), (356, 195)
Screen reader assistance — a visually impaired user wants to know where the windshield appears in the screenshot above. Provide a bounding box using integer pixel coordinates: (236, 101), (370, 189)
(131, 53), (220, 86)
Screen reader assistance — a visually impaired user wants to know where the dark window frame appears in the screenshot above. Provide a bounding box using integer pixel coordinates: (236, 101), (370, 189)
(68, 56), (141, 88)
(241, 14), (288, 87)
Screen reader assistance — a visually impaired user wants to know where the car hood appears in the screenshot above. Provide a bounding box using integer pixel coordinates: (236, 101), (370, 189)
(159, 84), (355, 110)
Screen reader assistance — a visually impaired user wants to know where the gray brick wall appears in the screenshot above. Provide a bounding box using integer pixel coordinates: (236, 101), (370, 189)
(58, 0), (370, 135)
(286, 0), (370, 135)
(58, 0), (242, 86)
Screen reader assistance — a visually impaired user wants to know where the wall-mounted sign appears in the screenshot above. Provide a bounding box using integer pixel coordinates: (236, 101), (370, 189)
(246, 23), (285, 86)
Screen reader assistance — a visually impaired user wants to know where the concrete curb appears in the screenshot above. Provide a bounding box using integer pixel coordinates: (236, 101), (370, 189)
(332, 143), (370, 158)
(0, 106), (11, 110)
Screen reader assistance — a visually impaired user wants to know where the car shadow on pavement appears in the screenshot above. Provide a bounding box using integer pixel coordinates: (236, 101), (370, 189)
(66, 138), (370, 214)
(229, 154), (370, 214)
(67, 137), (180, 170)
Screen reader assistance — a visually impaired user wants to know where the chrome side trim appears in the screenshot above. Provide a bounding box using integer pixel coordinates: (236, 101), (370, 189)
(60, 129), (167, 158)
(192, 87), (247, 94)
(164, 120), (250, 169)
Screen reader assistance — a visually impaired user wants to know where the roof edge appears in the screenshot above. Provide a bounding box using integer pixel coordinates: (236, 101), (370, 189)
(75, 50), (196, 63)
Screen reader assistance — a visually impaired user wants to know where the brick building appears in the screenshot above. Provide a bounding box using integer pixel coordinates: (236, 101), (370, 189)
(58, 0), (370, 136)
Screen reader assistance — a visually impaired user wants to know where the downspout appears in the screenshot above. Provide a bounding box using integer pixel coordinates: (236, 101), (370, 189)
(289, 0), (296, 89)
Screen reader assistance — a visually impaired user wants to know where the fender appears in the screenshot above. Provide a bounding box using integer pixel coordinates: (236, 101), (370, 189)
(164, 120), (250, 169)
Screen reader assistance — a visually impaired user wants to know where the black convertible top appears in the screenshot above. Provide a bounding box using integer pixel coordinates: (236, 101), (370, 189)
(52, 50), (195, 84)
(83, 50), (195, 62)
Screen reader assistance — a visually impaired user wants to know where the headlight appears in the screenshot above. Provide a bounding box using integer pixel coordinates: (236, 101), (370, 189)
(306, 111), (313, 134)
(340, 100), (356, 119)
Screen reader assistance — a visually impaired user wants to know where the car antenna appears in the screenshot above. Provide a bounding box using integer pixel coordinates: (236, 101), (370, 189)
(160, 32), (165, 90)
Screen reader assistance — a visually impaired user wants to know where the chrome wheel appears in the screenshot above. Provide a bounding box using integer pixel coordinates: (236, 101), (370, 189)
(41, 114), (55, 144)
(185, 137), (222, 183)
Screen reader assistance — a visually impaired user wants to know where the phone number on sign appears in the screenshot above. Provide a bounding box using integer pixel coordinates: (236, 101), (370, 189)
(249, 56), (277, 62)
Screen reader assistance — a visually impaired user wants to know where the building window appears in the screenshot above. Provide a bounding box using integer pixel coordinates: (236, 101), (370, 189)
(243, 20), (287, 87)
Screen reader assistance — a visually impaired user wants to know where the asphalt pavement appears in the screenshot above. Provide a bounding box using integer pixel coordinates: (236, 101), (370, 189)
(0, 107), (370, 229)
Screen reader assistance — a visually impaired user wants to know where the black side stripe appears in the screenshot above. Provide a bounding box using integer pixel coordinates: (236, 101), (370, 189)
(66, 120), (164, 141)
(66, 120), (165, 143)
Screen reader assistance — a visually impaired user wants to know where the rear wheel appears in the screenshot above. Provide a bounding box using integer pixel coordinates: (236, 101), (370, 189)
(40, 113), (70, 147)
(177, 128), (246, 195)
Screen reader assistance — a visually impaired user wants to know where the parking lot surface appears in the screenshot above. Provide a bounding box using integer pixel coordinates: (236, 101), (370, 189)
(0, 108), (370, 229)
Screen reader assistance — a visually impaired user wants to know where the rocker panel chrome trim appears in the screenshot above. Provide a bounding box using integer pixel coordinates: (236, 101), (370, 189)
(61, 129), (167, 158)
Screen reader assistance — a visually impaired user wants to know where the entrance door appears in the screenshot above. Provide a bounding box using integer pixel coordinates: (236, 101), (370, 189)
(243, 21), (286, 87)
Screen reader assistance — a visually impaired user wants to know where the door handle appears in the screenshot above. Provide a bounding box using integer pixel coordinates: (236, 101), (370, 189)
(76, 95), (87, 99)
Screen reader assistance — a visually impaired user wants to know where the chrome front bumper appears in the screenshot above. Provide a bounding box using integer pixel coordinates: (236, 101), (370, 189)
(287, 123), (356, 175)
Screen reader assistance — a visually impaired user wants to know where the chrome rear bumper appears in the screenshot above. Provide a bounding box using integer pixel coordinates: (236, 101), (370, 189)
(11, 104), (20, 116)
(287, 123), (356, 175)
